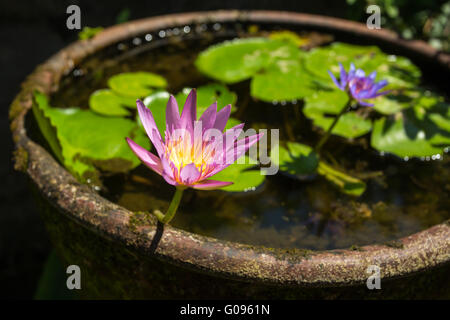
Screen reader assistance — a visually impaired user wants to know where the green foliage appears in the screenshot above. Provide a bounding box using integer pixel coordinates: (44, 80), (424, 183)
(89, 72), (167, 116)
(347, 0), (450, 52)
(303, 42), (421, 89)
(108, 72), (167, 98)
(89, 89), (136, 116)
(175, 83), (237, 115)
(212, 156), (265, 192)
(317, 161), (366, 197)
(270, 141), (366, 196)
(303, 89), (372, 139)
(116, 8), (131, 24)
(78, 27), (104, 40)
(33, 91), (149, 182)
(270, 142), (319, 176)
(371, 101), (450, 158)
(195, 38), (315, 101)
(268, 30), (310, 47)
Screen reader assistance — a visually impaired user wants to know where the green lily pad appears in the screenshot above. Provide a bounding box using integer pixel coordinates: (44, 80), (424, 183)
(428, 106), (450, 131)
(195, 38), (295, 84)
(317, 161), (366, 196)
(196, 37), (316, 102)
(371, 89), (450, 158)
(224, 117), (242, 131)
(108, 72), (167, 98)
(371, 107), (450, 158)
(303, 89), (349, 115)
(175, 83), (237, 115)
(212, 156), (265, 192)
(303, 90), (372, 139)
(78, 26), (104, 40)
(305, 43), (381, 80)
(250, 58), (315, 101)
(304, 42), (421, 89)
(32, 92), (64, 164)
(89, 89), (136, 116)
(270, 142), (319, 177)
(311, 112), (373, 139)
(33, 91), (149, 181)
(373, 88), (445, 115)
(373, 93), (414, 115)
(268, 30), (310, 47)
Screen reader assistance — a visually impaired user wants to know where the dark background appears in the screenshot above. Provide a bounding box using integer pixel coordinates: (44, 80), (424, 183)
(0, 0), (351, 300)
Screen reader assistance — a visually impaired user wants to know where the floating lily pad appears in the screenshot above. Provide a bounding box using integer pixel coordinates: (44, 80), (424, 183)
(196, 38), (291, 84)
(270, 142), (319, 177)
(373, 93), (414, 115)
(175, 83), (237, 115)
(32, 92), (64, 164)
(311, 112), (373, 139)
(317, 161), (366, 196)
(33, 92), (149, 181)
(250, 58), (315, 101)
(108, 72), (167, 98)
(303, 89), (349, 115)
(268, 30), (310, 47)
(196, 38), (315, 102)
(371, 107), (450, 158)
(89, 89), (136, 116)
(224, 117), (242, 131)
(212, 156), (265, 192)
(303, 90), (372, 139)
(304, 42), (421, 88)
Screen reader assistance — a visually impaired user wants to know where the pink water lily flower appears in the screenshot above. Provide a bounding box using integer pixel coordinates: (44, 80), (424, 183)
(126, 89), (263, 191)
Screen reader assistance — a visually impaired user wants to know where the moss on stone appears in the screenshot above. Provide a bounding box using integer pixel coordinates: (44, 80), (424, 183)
(128, 211), (156, 232)
(349, 244), (364, 251)
(384, 240), (404, 249)
(13, 146), (29, 172)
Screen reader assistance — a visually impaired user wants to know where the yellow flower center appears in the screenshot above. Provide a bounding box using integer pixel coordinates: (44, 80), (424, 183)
(164, 130), (217, 182)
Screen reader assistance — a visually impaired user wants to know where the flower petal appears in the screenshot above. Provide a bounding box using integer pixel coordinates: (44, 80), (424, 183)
(199, 102), (217, 131)
(160, 157), (178, 185)
(355, 69), (365, 77)
(213, 104), (231, 132)
(228, 132), (264, 163)
(180, 89), (197, 133)
(206, 131), (263, 179)
(179, 163), (201, 185)
(328, 70), (343, 91)
(191, 180), (233, 190)
(126, 138), (163, 175)
(137, 100), (164, 156)
(357, 100), (374, 107)
(166, 95), (181, 131)
(374, 80), (388, 91)
(339, 63), (348, 88)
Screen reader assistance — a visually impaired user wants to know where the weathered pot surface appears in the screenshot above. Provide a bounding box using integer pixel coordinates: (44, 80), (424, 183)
(10, 10), (450, 298)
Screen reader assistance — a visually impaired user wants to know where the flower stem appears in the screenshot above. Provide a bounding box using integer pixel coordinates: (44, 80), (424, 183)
(153, 187), (185, 224)
(314, 99), (352, 154)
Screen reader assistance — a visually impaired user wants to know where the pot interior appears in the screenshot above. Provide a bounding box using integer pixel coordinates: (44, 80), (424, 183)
(35, 19), (450, 251)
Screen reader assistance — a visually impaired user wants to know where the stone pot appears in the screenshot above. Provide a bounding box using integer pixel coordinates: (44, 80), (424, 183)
(10, 10), (450, 299)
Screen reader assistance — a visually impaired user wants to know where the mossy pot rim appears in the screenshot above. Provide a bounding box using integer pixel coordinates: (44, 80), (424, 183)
(10, 10), (450, 287)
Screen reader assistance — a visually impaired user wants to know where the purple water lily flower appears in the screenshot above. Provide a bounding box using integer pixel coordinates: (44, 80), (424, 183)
(126, 89), (263, 190)
(328, 63), (389, 107)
